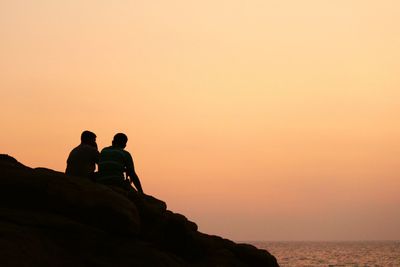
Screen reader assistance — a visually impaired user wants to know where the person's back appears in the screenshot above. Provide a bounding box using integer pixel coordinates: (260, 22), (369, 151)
(65, 131), (99, 179)
(97, 145), (132, 181)
(97, 133), (143, 193)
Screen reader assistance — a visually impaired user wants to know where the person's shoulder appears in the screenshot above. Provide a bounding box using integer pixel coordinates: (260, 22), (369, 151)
(67, 145), (79, 160)
(122, 150), (133, 162)
(121, 149), (132, 156)
(100, 146), (113, 152)
(69, 144), (82, 154)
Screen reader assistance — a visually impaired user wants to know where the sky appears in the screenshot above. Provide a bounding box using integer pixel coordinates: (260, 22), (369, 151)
(1, 0), (399, 241)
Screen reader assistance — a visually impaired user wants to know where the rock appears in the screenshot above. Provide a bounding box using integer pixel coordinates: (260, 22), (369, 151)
(0, 156), (140, 236)
(0, 154), (279, 266)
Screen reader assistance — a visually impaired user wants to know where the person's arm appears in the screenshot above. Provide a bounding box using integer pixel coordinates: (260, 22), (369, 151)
(90, 147), (100, 174)
(93, 149), (100, 164)
(125, 152), (144, 194)
(128, 169), (143, 194)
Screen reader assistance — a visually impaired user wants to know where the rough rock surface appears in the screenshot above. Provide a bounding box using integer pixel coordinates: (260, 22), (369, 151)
(0, 154), (279, 266)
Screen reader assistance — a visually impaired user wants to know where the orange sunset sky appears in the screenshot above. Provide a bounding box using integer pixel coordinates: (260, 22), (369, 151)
(1, 1), (399, 241)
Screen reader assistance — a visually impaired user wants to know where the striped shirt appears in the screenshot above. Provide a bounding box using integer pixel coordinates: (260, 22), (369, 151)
(97, 146), (134, 182)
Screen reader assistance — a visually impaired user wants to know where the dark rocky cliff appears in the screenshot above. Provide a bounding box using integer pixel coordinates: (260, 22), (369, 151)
(0, 154), (279, 266)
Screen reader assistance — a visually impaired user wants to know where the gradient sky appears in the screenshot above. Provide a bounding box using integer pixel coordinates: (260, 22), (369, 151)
(1, 1), (399, 241)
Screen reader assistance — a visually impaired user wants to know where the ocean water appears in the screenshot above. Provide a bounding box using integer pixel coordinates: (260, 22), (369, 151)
(250, 241), (400, 267)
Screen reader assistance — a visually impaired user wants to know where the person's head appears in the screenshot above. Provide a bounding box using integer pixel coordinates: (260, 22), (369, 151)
(112, 133), (128, 149)
(81, 130), (97, 147)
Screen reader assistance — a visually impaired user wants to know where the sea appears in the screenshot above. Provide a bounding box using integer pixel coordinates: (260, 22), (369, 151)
(250, 241), (400, 267)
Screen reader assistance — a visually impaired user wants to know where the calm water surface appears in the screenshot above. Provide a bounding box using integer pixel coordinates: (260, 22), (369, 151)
(250, 241), (400, 267)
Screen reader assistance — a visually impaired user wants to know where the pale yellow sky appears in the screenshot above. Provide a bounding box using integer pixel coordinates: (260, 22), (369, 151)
(1, 0), (399, 240)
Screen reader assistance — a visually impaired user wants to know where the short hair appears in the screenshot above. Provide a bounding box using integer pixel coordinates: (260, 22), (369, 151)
(112, 133), (128, 146)
(81, 131), (96, 143)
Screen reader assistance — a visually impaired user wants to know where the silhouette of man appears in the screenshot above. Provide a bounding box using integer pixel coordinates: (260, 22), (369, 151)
(97, 133), (144, 194)
(66, 130), (100, 179)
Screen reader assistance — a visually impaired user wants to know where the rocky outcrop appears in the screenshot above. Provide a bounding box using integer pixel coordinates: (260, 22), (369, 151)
(0, 154), (279, 266)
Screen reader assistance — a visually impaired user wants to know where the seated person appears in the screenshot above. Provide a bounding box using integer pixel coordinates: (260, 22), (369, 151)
(97, 133), (144, 194)
(66, 130), (99, 179)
